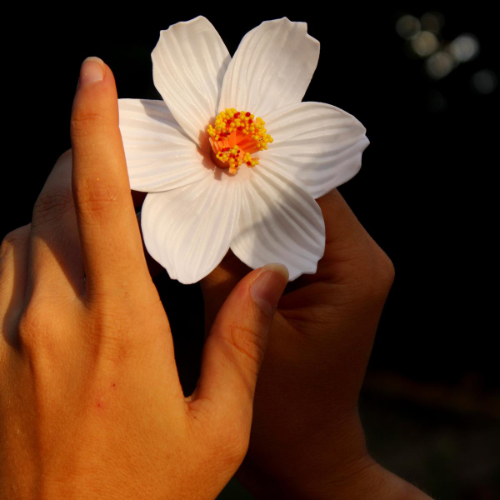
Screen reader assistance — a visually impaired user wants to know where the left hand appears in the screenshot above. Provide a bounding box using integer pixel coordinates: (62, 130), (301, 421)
(0, 57), (288, 500)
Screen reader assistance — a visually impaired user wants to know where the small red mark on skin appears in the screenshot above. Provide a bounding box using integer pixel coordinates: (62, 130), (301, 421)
(111, 383), (116, 388)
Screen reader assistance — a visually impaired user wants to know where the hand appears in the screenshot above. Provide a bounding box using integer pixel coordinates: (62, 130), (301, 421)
(202, 191), (431, 499)
(0, 57), (288, 500)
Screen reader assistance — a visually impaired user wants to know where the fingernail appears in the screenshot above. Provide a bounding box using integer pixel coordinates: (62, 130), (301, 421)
(250, 263), (289, 316)
(79, 57), (105, 86)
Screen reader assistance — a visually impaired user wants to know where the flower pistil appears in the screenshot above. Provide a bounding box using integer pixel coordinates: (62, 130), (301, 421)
(207, 108), (273, 174)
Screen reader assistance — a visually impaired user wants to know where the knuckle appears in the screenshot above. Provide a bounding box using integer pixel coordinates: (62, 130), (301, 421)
(70, 111), (106, 138)
(32, 188), (74, 228)
(377, 250), (396, 289)
(18, 304), (51, 352)
(0, 225), (30, 258)
(88, 307), (125, 341)
(73, 180), (121, 217)
(224, 323), (266, 370)
(82, 304), (137, 357)
(356, 245), (395, 302)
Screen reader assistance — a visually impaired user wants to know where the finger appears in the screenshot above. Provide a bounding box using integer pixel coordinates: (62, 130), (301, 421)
(319, 189), (372, 252)
(200, 250), (251, 336)
(134, 207), (165, 281)
(0, 225), (30, 346)
(26, 150), (84, 301)
(200, 190), (374, 308)
(302, 189), (388, 285)
(70, 57), (150, 299)
(189, 264), (288, 427)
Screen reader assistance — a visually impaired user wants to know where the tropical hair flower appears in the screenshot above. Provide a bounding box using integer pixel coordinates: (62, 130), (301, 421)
(118, 16), (369, 284)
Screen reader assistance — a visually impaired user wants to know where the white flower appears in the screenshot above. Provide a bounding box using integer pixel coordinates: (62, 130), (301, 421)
(118, 16), (369, 284)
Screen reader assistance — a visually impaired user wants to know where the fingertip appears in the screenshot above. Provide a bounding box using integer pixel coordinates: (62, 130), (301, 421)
(71, 56), (119, 134)
(250, 263), (289, 317)
(74, 56), (116, 105)
(255, 262), (289, 281)
(78, 57), (105, 87)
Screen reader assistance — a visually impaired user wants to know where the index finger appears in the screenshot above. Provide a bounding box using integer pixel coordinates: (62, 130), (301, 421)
(70, 57), (150, 299)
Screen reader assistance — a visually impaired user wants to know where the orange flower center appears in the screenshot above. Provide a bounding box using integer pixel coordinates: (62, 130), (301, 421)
(207, 108), (273, 174)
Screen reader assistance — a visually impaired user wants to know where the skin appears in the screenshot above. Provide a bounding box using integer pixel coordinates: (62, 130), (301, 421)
(202, 192), (433, 499)
(0, 58), (289, 500)
(0, 57), (432, 499)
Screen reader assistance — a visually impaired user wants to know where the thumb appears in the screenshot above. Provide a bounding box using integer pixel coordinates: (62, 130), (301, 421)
(188, 263), (288, 426)
(201, 250), (251, 336)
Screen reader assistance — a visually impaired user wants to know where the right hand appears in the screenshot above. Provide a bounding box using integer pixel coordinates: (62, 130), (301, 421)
(203, 190), (431, 499)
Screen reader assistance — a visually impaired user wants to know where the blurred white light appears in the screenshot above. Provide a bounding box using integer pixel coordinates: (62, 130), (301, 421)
(396, 15), (421, 39)
(426, 52), (455, 79)
(421, 12), (445, 34)
(411, 31), (439, 57)
(449, 34), (480, 62)
(471, 70), (498, 94)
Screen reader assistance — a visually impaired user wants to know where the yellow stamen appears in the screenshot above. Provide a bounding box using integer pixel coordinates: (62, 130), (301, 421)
(207, 109), (273, 174)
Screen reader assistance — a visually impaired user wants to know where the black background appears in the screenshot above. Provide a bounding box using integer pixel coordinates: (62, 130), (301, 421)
(2, 4), (498, 499)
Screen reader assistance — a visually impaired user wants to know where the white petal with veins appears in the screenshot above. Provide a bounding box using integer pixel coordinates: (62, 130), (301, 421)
(152, 16), (231, 151)
(263, 102), (370, 198)
(118, 99), (211, 192)
(230, 167), (325, 280)
(219, 18), (320, 117)
(141, 172), (241, 284)
(121, 17), (368, 284)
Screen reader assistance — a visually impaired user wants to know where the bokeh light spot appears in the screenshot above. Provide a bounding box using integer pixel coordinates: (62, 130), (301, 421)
(449, 34), (480, 63)
(411, 31), (439, 57)
(471, 70), (498, 94)
(426, 52), (455, 79)
(421, 12), (445, 34)
(396, 15), (421, 39)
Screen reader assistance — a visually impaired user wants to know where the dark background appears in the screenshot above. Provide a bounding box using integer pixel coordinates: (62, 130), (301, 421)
(3, 5), (498, 499)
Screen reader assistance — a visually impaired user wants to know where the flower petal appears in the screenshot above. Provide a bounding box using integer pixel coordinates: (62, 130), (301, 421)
(141, 173), (241, 284)
(151, 16), (231, 151)
(219, 18), (320, 117)
(230, 168), (325, 281)
(262, 102), (370, 199)
(118, 99), (212, 192)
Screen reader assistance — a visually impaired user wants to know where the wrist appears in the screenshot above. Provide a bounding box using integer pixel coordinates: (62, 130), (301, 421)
(240, 455), (432, 500)
(238, 410), (433, 500)
(324, 459), (434, 500)
(238, 411), (370, 499)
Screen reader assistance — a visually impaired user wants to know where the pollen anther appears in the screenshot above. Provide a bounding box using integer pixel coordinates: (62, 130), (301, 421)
(207, 108), (273, 174)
